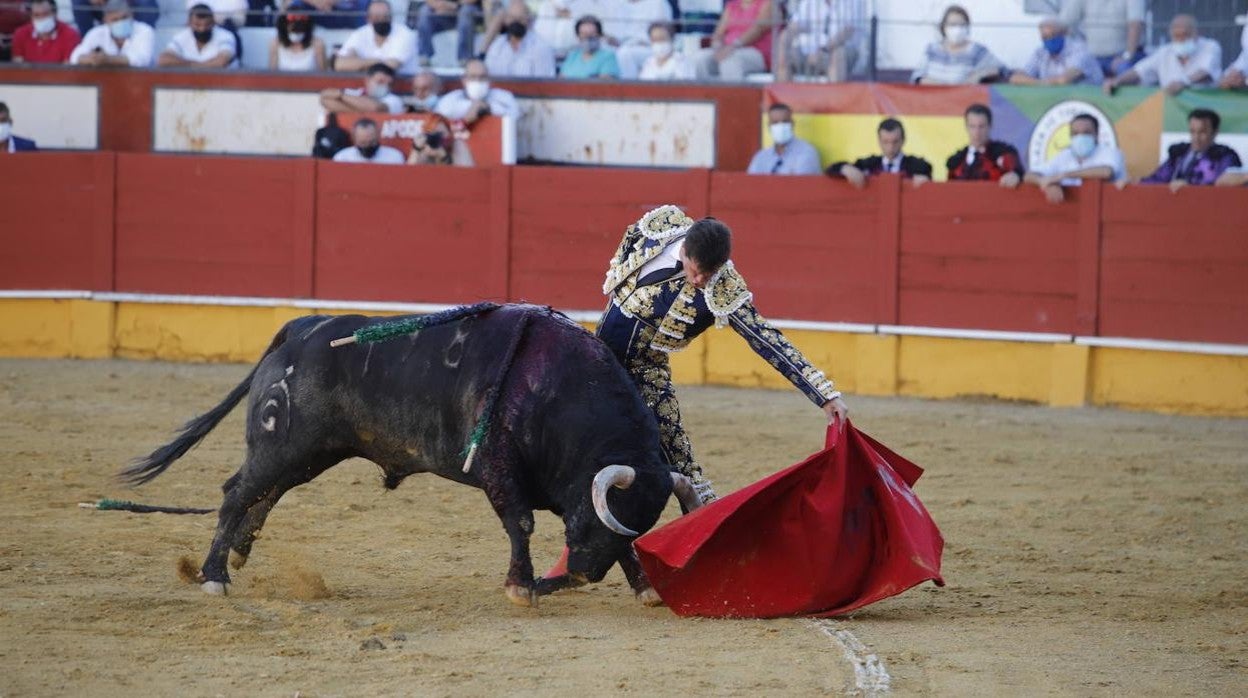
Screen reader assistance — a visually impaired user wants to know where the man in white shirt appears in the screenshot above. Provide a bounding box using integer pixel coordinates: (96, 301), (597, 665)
(335, 0), (417, 74)
(320, 62), (405, 115)
(332, 118), (406, 164)
(1024, 113), (1125, 204)
(1218, 23), (1247, 89)
(484, 0), (556, 78)
(746, 103), (822, 175)
(1059, 0), (1145, 77)
(156, 3), (238, 69)
(1105, 14), (1221, 96)
(435, 58), (519, 122)
(70, 0), (155, 68)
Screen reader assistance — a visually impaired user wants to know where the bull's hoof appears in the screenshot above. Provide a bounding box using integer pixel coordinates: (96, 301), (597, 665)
(504, 584), (538, 608)
(229, 550), (248, 570)
(636, 587), (664, 607)
(201, 581), (229, 596)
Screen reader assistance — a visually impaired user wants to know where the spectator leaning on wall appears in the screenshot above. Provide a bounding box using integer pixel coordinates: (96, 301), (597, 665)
(1104, 14), (1221, 97)
(0, 102), (38, 153)
(11, 0), (80, 63)
(70, 0), (154, 67)
(1023, 113), (1125, 204)
(435, 58), (518, 123)
(946, 103), (1022, 188)
(334, 0), (417, 73)
(157, 3), (238, 69)
(826, 118), (932, 188)
(1009, 17), (1102, 87)
(1138, 109), (1243, 192)
(911, 4), (1004, 85)
(1059, 0), (1144, 78)
(333, 117), (406, 164)
(746, 103), (822, 176)
(320, 62), (405, 115)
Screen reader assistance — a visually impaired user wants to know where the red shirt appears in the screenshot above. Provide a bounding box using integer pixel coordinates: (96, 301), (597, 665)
(11, 20), (80, 63)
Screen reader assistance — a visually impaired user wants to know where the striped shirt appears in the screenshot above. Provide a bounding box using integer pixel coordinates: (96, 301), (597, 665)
(788, 0), (866, 57)
(911, 41), (1004, 85)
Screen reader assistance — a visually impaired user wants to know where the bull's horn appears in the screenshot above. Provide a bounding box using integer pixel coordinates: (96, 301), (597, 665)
(671, 473), (702, 512)
(591, 465), (638, 537)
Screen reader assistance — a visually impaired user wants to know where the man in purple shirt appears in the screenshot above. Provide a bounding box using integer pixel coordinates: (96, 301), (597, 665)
(1140, 108), (1243, 191)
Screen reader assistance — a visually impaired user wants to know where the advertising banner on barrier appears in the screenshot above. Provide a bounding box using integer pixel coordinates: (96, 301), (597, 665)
(334, 113), (515, 166)
(764, 84), (1248, 181)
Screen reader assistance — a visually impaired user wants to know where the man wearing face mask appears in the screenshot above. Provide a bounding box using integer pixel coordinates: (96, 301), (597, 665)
(404, 70), (443, 112)
(1105, 14), (1221, 97)
(1024, 114), (1124, 204)
(638, 21), (694, 80)
(320, 63), (405, 115)
(435, 58), (518, 123)
(1139, 108), (1242, 191)
(70, 0), (155, 67)
(157, 4), (237, 69)
(332, 118), (405, 164)
(0, 103), (38, 154)
(746, 103), (821, 176)
(1010, 17), (1102, 86)
(560, 15), (619, 79)
(11, 0), (80, 64)
(483, 0), (556, 78)
(335, 0), (417, 74)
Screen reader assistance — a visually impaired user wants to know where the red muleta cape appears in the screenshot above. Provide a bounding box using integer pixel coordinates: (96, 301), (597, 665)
(634, 422), (944, 618)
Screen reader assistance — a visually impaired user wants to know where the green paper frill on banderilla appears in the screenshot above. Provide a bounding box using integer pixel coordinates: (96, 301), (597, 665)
(348, 302), (503, 345)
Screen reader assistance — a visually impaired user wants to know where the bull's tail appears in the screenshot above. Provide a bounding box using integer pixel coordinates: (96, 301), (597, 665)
(119, 323), (292, 486)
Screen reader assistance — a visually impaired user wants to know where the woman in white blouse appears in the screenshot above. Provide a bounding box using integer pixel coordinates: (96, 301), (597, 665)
(638, 22), (695, 80)
(268, 12), (327, 71)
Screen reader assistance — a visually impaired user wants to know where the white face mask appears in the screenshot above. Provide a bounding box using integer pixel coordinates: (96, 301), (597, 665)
(0, 122), (11, 142)
(945, 24), (969, 44)
(288, 32), (306, 43)
(769, 121), (794, 145)
(651, 41), (673, 59)
(33, 16), (56, 34)
(367, 82), (391, 99)
(464, 79), (490, 100)
(1173, 38), (1197, 58)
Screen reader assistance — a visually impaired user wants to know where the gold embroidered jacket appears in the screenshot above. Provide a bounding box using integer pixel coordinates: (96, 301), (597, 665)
(596, 205), (838, 407)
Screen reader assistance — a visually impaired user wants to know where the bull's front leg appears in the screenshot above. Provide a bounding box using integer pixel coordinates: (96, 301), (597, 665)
(618, 547), (664, 607)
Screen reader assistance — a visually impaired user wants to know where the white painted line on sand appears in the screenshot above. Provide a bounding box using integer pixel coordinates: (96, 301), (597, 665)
(806, 618), (891, 695)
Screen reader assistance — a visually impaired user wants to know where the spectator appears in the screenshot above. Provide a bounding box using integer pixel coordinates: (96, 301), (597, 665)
(73, 0), (156, 36)
(320, 62), (404, 114)
(638, 21), (694, 80)
(1, 0), (29, 61)
(1023, 113), (1124, 204)
(312, 112), (351, 158)
(602, 0), (672, 79)
(1009, 17), (1102, 86)
(1140, 109), (1242, 191)
(946, 103), (1022, 187)
(694, 0), (773, 81)
(332, 117), (405, 164)
(157, 4), (238, 69)
(560, 15), (619, 79)
(269, 12), (326, 71)
(415, 0), (479, 67)
(0, 102), (37, 153)
(405, 69), (442, 112)
(70, 0), (154, 67)
(435, 58), (518, 122)
(334, 0), (417, 73)
(532, 0), (578, 58)
(407, 120), (454, 165)
(190, 0), (246, 29)
(826, 118), (932, 188)
(776, 0), (865, 83)
(11, 0), (79, 63)
(1105, 15), (1221, 97)
(1218, 24), (1247, 89)
(286, 0), (366, 30)
(911, 4), (1004, 85)
(484, 0), (556, 77)
(1215, 170), (1248, 187)
(1059, 0), (1144, 77)
(746, 103), (821, 175)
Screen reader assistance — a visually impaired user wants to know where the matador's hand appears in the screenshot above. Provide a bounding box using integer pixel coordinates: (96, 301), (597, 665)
(823, 396), (849, 432)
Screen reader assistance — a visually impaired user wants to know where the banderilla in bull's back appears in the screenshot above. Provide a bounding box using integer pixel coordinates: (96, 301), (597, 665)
(122, 303), (700, 608)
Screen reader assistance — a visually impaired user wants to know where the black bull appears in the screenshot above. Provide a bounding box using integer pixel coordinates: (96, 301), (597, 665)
(123, 304), (700, 606)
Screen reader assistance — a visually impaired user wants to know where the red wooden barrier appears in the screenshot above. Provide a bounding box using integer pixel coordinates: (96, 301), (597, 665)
(508, 166), (712, 309)
(709, 172), (892, 324)
(114, 154), (314, 297)
(314, 162), (509, 303)
(1099, 185), (1248, 345)
(0, 152), (115, 291)
(898, 182), (1086, 334)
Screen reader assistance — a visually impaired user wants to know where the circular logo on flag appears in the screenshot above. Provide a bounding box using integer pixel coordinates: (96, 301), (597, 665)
(1028, 101), (1117, 168)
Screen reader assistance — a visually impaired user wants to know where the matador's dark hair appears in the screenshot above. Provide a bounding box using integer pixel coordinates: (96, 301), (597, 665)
(684, 217), (732, 274)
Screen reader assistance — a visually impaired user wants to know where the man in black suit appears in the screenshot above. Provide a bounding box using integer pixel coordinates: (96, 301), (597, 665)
(0, 102), (38, 153)
(825, 118), (932, 188)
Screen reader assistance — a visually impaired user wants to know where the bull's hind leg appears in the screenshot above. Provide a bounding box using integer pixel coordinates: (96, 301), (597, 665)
(476, 447), (539, 607)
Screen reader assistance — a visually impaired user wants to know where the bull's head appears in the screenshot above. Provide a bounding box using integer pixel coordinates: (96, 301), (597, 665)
(591, 465), (702, 536)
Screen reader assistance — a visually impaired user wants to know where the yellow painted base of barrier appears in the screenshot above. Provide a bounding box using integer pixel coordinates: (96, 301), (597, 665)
(2, 299), (1245, 418)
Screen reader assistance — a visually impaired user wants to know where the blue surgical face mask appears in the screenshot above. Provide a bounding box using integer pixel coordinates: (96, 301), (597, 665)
(1043, 35), (1065, 55)
(109, 17), (134, 39)
(1070, 133), (1097, 159)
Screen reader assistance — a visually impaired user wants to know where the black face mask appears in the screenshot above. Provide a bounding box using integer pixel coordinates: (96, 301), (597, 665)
(358, 143), (380, 158)
(505, 21), (526, 39)
(192, 28), (213, 43)
(373, 20), (391, 37)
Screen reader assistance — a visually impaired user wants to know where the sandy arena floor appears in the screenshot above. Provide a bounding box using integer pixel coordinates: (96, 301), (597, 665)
(0, 358), (1244, 696)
